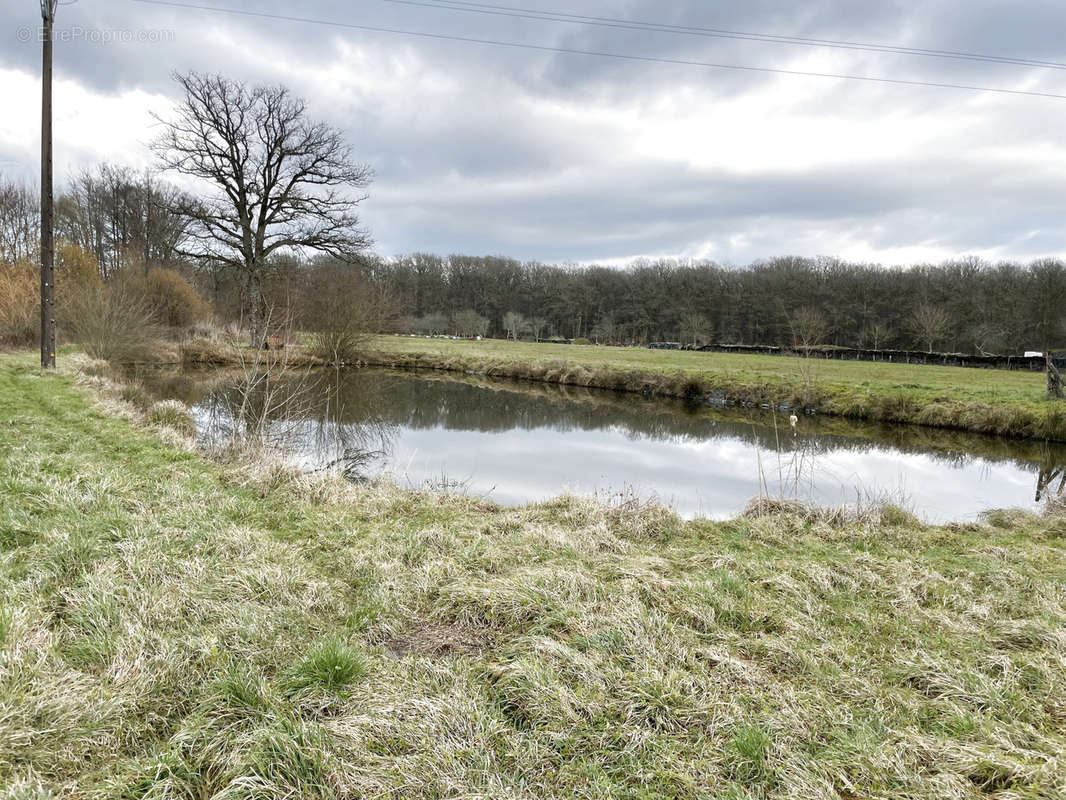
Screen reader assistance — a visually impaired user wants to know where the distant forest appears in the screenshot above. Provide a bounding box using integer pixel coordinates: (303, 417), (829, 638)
(363, 253), (1066, 355)
(4, 166), (1066, 356)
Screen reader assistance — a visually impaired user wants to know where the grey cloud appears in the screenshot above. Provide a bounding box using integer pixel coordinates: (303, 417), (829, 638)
(363, 154), (1066, 261)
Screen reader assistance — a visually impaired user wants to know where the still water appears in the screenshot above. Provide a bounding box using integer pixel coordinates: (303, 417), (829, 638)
(135, 366), (1066, 522)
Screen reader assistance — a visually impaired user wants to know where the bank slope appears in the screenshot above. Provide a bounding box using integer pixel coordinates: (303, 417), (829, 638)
(357, 336), (1066, 442)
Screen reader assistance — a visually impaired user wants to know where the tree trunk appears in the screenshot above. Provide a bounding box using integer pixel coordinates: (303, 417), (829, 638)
(1047, 353), (1064, 399)
(248, 271), (264, 348)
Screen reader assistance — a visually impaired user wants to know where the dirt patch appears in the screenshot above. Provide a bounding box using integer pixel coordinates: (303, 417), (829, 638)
(384, 622), (495, 659)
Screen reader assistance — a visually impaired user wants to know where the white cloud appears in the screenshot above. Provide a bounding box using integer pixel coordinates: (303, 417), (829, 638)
(0, 66), (170, 176)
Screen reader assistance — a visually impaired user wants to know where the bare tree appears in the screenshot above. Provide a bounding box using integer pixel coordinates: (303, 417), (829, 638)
(502, 310), (527, 341)
(528, 316), (548, 341)
(590, 314), (616, 345)
(452, 309), (489, 338)
(423, 312), (449, 335)
(1029, 259), (1066, 353)
(969, 321), (1006, 356)
(679, 311), (711, 346)
(867, 320), (893, 350)
(153, 72), (373, 346)
(787, 307), (827, 353)
(909, 302), (952, 353)
(0, 175), (39, 264)
(58, 164), (190, 279)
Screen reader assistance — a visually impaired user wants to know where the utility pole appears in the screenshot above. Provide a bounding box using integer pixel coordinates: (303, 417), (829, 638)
(40, 0), (58, 369)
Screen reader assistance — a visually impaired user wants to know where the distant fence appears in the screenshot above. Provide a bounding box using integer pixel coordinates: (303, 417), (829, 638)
(656, 343), (1047, 371)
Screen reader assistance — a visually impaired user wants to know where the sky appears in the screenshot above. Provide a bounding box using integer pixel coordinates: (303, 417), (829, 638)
(1, 0), (1065, 265)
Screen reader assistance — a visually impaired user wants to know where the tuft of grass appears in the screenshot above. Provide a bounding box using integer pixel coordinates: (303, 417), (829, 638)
(728, 723), (773, 783)
(279, 639), (368, 699)
(146, 399), (196, 437)
(213, 662), (271, 713)
(119, 381), (153, 410)
(879, 503), (920, 527)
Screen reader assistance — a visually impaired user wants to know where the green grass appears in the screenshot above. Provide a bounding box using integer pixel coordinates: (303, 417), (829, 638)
(279, 639), (369, 700)
(1, 353), (1065, 798)
(361, 336), (1066, 441)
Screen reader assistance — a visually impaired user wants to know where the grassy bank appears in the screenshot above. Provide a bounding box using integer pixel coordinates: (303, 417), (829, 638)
(355, 336), (1066, 442)
(2, 354), (1066, 798)
(138, 359), (1066, 476)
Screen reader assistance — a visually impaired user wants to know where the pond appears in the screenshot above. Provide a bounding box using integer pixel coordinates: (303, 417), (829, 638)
(132, 365), (1066, 522)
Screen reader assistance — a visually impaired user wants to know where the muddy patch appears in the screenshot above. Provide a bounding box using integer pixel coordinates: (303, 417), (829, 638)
(384, 622), (495, 659)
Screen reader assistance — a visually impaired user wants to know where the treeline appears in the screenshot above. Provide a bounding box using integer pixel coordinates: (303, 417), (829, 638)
(5, 166), (1066, 357)
(370, 253), (1066, 355)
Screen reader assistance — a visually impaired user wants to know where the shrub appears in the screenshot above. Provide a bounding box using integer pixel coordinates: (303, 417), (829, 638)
(54, 242), (104, 334)
(56, 241), (102, 290)
(572, 337), (591, 345)
(307, 328), (364, 367)
(300, 264), (395, 365)
(141, 268), (211, 328)
(0, 262), (37, 345)
(64, 283), (161, 362)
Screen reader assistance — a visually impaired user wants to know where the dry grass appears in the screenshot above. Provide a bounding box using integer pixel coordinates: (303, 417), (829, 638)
(0, 264), (38, 346)
(0, 353), (1064, 798)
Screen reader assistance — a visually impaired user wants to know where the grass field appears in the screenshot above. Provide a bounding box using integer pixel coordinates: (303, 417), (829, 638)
(359, 336), (1066, 441)
(1, 353), (1065, 798)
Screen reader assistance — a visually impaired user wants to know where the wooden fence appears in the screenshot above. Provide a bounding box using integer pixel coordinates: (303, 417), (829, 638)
(670, 343), (1047, 371)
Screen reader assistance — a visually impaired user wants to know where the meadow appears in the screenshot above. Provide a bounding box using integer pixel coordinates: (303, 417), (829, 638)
(1, 352), (1064, 798)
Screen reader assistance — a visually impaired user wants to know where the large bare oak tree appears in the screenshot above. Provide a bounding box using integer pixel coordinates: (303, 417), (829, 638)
(153, 72), (372, 345)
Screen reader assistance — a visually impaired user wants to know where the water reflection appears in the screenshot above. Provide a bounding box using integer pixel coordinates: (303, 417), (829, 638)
(163, 367), (396, 481)
(131, 366), (1066, 521)
(1036, 463), (1066, 503)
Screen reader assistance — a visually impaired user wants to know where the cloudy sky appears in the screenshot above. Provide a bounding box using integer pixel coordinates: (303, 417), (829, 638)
(1, 0), (1065, 265)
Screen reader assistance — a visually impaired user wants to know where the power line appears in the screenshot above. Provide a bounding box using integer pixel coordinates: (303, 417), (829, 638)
(130, 0), (1066, 100)
(380, 0), (1066, 71)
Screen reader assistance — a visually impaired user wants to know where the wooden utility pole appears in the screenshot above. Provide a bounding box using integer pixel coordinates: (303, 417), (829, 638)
(40, 0), (57, 369)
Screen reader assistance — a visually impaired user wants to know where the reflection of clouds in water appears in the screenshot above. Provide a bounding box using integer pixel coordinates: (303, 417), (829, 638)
(788, 449), (1034, 522)
(376, 426), (1044, 522)
(190, 388), (396, 480)
(175, 369), (1060, 523)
